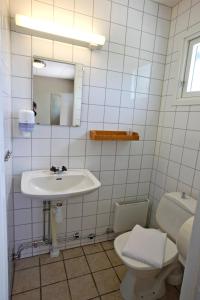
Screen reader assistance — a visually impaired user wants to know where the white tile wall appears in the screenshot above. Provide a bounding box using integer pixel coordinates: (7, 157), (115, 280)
(0, 0), (13, 293)
(10, 0), (171, 256)
(150, 0), (200, 226)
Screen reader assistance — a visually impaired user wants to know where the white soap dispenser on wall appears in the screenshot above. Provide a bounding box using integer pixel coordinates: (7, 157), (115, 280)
(19, 109), (35, 137)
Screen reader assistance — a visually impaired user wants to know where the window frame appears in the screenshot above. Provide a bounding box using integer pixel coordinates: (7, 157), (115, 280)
(182, 36), (200, 98)
(175, 24), (200, 106)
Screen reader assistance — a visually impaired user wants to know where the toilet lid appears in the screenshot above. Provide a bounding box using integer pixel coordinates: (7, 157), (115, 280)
(114, 231), (178, 271)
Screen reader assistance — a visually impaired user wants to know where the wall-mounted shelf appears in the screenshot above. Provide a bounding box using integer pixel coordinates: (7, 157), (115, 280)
(90, 130), (139, 141)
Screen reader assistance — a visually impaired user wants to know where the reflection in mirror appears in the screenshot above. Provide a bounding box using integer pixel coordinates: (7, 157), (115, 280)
(33, 57), (83, 127)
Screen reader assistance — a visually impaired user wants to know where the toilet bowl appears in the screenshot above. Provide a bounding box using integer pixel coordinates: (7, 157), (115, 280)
(113, 193), (197, 300)
(114, 231), (178, 300)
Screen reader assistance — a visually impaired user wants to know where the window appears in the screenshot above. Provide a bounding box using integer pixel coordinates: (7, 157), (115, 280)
(175, 25), (200, 106)
(182, 36), (200, 98)
(175, 25), (200, 105)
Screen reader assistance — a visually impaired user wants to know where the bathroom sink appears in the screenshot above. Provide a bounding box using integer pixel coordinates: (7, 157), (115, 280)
(21, 169), (101, 199)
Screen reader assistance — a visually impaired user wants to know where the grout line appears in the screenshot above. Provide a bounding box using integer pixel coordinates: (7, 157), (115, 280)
(12, 243), (180, 299)
(130, 0), (146, 201)
(104, 248), (123, 281)
(12, 287), (41, 297)
(105, 0), (119, 240)
(82, 245), (101, 298)
(40, 279), (70, 289)
(39, 255), (42, 300)
(62, 253), (73, 300)
(11, 0), (200, 270)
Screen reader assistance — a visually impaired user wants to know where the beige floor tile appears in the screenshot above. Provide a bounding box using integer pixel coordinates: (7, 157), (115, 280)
(63, 247), (84, 260)
(42, 281), (71, 300)
(101, 241), (114, 251)
(83, 243), (103, 255)
(40, 252), (63, 265)
(69, 274), (98, 300)
(12, 289), (40, 300)
(15, 256), (39, 271)
(106, 250), (122, 267)
(114, 265), (127, 281)
(86, 252), (111, 272)
(161, 285), (180, 300)
(65, 256), (90, 279)
(93, 268), (120, 295)
(101, 290), (123, 300)
(12, 267), (40, 294)
(41, 261), (66, 286)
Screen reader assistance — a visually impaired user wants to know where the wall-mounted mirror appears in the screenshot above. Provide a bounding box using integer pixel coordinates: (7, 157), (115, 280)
(32, 57), (83, 127)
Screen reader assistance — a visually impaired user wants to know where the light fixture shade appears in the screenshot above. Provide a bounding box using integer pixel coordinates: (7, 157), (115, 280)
(13, 14), (105, 49)
(33, 59), (46, 69)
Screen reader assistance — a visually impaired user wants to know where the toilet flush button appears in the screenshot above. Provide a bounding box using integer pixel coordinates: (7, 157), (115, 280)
(181, 192), (186, 199)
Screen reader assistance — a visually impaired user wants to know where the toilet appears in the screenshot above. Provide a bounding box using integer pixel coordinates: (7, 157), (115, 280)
(177, 216), (194, 266)
(113, 192), (197, 300)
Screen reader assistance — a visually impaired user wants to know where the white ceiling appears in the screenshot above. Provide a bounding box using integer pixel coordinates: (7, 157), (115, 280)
(155, 0), (179, 7)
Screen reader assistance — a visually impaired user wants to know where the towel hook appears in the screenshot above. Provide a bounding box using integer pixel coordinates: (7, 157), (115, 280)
(4, 150), (12, 162)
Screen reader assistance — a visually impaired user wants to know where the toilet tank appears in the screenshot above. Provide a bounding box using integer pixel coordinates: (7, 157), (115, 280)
(156, 192), (196, 242)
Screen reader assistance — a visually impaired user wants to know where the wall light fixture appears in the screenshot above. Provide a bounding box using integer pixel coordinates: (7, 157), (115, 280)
(12, 14), (105, 49)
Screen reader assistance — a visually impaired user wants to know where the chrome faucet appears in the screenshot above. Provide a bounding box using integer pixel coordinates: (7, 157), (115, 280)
(50, 166), (67, 174)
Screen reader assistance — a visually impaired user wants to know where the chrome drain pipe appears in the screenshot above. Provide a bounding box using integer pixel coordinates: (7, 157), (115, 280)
(43, 200), (51, 244)
(14, 201), (52, 259)
(43, 200), (46, 242)
(13, 200), (114, 259)
(13, 240), (49, 260)
(13, 230), (114, 259)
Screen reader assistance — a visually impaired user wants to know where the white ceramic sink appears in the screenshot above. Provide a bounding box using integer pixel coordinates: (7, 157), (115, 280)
(21, 169), (101, 199)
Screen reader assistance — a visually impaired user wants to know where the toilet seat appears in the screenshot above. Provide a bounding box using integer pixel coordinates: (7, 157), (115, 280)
(114, 231), (178, 271)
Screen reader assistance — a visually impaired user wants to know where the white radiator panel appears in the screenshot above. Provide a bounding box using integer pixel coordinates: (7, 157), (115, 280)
(113, 200), (149, 233)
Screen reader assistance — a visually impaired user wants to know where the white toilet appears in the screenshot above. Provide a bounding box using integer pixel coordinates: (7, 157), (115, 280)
(113, 192), (197, 300)
(177, 216), (194, 266)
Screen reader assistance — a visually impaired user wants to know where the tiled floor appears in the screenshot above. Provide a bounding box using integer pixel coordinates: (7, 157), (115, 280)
(12, 240), (180, 300)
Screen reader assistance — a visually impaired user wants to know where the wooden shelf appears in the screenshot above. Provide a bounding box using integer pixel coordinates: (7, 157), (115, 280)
(90, 130), (139, 141)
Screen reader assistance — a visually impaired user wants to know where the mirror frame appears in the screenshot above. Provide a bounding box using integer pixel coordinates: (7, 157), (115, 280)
(32, 56), (83, 127)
